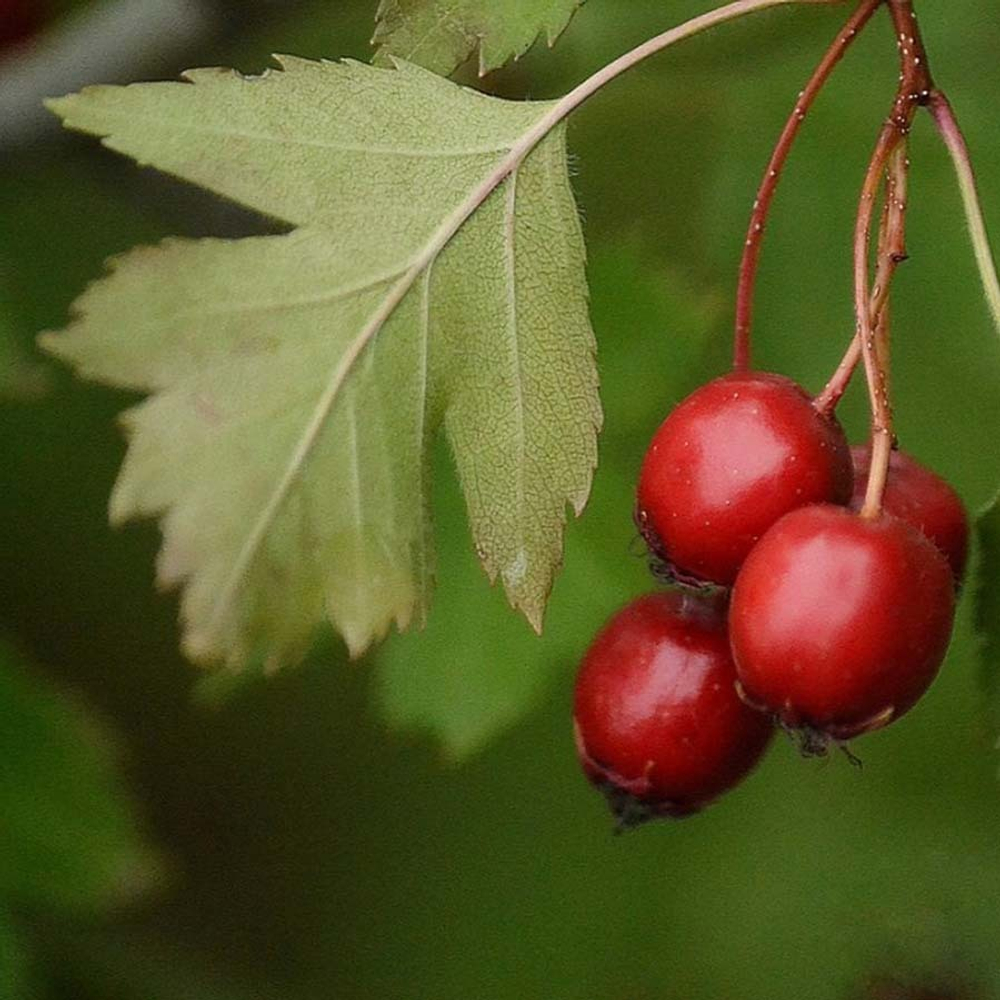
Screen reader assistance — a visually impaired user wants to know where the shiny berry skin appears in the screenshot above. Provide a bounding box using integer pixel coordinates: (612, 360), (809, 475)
(636, 371), (853, 586)
(851, 445), (968, 585)
(730, 504), (955, 746)
(574, 591), (773, 827)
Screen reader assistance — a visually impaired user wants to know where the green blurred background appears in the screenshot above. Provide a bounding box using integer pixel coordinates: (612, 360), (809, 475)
(2, 1), (1000, 997)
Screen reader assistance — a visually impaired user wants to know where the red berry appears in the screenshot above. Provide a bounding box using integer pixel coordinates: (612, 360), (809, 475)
(636, 371), (853, 586)
(574, 591), (773, 827)
(851, 445), (968, 585)
(730, 504), (955, 747)
(0, 0), (46, 52)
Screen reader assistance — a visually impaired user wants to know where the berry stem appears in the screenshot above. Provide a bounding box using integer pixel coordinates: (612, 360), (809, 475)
(855, 0), (932, 518)
(815, 140), (909, 413)
(872, 142), (910, 327)
(732, 0), (880, 371)
(926, 90), (1000, 341)
(871, 142), (909, 402)
(854, 132), (902, 518)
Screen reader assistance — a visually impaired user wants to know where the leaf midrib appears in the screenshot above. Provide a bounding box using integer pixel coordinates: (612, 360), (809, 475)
(198, 102), (563, 652)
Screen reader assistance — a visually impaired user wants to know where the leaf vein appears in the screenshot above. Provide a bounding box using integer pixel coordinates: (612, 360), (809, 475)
(503, 167), (527, 561)
(171, 265), (407, 321)
(196, 113), (559, 650)
(97, 109), (512, 159)
(414, 264), (433, 604)
(399, 2), (466, 65)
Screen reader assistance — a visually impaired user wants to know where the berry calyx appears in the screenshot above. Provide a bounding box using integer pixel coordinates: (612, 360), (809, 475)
(636, 371), (853, 587)
(851, 445), (968, 585)
(573, 591), (773, 827)
(729, 503), (955, 748)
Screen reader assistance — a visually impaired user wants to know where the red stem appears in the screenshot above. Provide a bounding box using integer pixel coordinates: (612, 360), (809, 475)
(732, 0), (882, 371)
(854, 129), (903, 516)
(872, 141), (909, 398)
(925, 89), (1000, 332)
(815, 140), (909, 414)
(854, 0), (932, 517)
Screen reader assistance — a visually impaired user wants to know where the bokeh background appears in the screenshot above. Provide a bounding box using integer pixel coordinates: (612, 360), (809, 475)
(3, 1), (1000, 998)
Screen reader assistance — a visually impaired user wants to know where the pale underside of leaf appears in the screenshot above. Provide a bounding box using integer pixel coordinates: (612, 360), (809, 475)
(42, 57), (599, 667)
(372, 0), (586, 77)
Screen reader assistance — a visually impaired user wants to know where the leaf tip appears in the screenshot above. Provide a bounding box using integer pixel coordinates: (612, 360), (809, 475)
(35, 329), (60, 357)
(571, 479), (594, 519)
(502, 572), (549, 637)
(180, 626), (229, 670)
(339, 621), (377, 661)
(180, 638), (211, 668)
(269, 53), (310, 75)
(43, 84), (117, 129)
(42, 94), (71, 121)
(107, 496), (130, 530)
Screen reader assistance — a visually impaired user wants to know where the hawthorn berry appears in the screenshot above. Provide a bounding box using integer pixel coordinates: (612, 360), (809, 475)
(636, 371), (853, 586)
(851, 445), (968, 585)
(574, 590), (773, 827)
(729, 503), (955, 748)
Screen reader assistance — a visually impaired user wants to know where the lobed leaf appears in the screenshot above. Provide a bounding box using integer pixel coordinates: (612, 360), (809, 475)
(372, 0), (586, 77)
(43, 58), (599, 667)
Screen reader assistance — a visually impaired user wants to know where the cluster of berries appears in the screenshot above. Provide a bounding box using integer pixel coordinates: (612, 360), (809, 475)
(573, 370), (967, 828)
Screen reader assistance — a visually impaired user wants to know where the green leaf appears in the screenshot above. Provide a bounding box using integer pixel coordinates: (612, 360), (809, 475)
(372, 0), (585, 77)
(0, 642), (160, 912)
(375, 250), (716, 757)
(42, 58), (598, 667)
